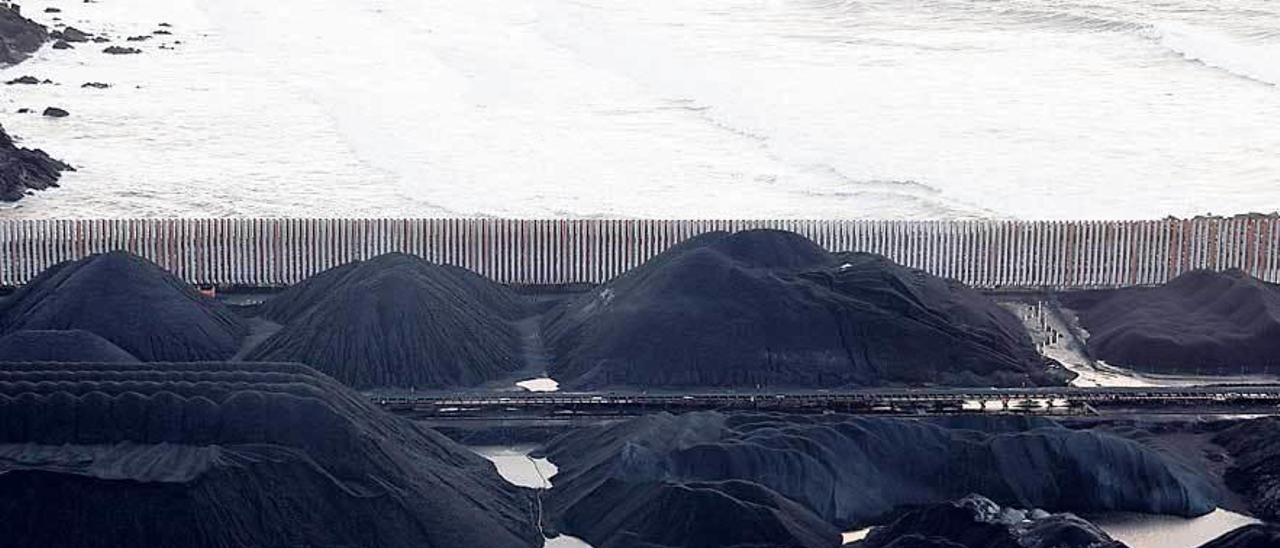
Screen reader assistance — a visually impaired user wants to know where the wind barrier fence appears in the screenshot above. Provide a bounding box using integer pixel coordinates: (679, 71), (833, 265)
(2, 217), (1278, 289)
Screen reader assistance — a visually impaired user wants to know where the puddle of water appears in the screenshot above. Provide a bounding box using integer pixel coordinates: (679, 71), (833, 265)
(517, 378), (561, 392)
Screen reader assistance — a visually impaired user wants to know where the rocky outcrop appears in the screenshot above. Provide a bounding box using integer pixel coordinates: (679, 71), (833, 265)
(545, 229), (1066, 389)
(0, 5), (47, 65)
(50, 26), (90, 43)
(1064, 270), (1280, 374)
(41, 107), (68, 118)
(0, 330), (139, 362)
(0, 125), (72, 202)
(538, 413), (1217, 547)
(0, 361), (541, 547)
(851, 495), (1127, 548)
(247, 253), (526, 389)
(1213, 417), (1280, 521)
(0, 252), (248, 361)
(103, 45), (140, 55)
(1196, 524), (1280, 548)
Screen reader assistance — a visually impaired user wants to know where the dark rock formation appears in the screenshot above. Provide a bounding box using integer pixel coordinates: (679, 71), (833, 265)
(51, 26), (90, 42)
(81, 81), (109, 89)
(5, 75), (40, 84)
(539, 412), (1217, 547)
(44, 7), (61, 13)
(41, 106), (68, 117)
(0, 4), (47, 65)
(1196, 524), (1280, 548)
(0, 361), (541, 547)
(0, 330), (139, 362)
(91, 35), (108, 43)
(0, 124), (72, 201)
(545, 229), (1065, 389)
(851, 495), (1127, 548)
(1213, 418), (1280, 521)
(1064, 270), (1280, 374)
(247, 253), (525, 389)
(125, 34), (151, 42)
(103, 45), (140, 55)
(0, 252), (248, 361)
(153, 29), (171, 35)
(51, 39), (70, 49)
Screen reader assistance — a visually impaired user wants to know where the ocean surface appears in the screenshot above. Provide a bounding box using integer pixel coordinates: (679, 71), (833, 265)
(2, 0), (1278, 219)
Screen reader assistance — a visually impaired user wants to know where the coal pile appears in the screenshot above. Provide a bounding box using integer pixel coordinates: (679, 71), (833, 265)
(0, 330), (138, 362)
(247, 253), (525, 389)
(544, 229), (1065, 389)
(558, 479), (840, 548)
(851, 495), (1126, 548)
(1, 124), (73, 202)
(0, 361), (541, 547)
(1213, 417), (1280, 521)
(1063, 270), (1280, 374)
(1196, 524), (1280, 548)
(537, 412), (1217, 546)
(0, 252), (247, 361)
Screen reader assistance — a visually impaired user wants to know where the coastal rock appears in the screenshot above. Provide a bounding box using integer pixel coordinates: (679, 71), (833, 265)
(81, 81), (109, 89)
(5, 75), (40, 84)
(1196, 524), (1280, 548)
(545, 229), (1064, 389)
(0, 252), (248, 361)
(44, 7), (61, 13)
(125, 34), (151, 42)
(103, 45), (141, 55)
(0, 5), (48, 65)
(0, 361), (541, 547)
(247, 253), (525, 389)
(0, 124), (72, 201)
(91, 35), (108, 43)
(1064, 270), (1280, 374)
(51, 39), (70, 49)
(539, 412), (1218, 545)
(49, 26), (90, 43)
(0, 330), (139, 362)
(42, 106), (69, 117)
(851, 495), (1127, 548)
(1213, 417), (1280, 521)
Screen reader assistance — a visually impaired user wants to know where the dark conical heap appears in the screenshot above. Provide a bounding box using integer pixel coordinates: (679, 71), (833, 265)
(0, 361), (541, 547)
(1065, 269), (1280, 374)
(537, 412), (1217, 547)
(0, 329), (138, 362)
(855, 495), (1127, 548)
(545, 229), (1062, 389)
(0, 252), (247, 361)
(248, 253), (525, 389)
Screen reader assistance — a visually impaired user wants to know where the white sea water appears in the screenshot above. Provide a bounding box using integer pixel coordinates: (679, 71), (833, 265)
(2, 0), (1279, 219)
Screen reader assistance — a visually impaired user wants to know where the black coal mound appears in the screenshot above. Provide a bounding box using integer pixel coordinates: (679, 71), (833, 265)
(0, 330), (138, 362)
(559, 478), (840, 548)
(1, 124), (72, 202)
(1196, 524), (1280, 548)
(851, 495), (1127, 548)
(0, 361), (541, 547)
(1064, 270), (1280, 374)
(538, 412), (1217, 547)
(247, 253), (524, 389)
(0, 252), (247, 361)
(1213, 417), (1280, 521)
(0, 6), (47, 65)
(545, 229), (1064, 389)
